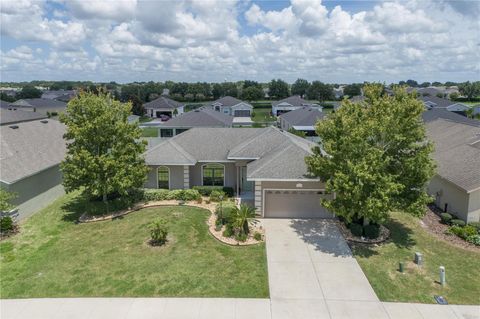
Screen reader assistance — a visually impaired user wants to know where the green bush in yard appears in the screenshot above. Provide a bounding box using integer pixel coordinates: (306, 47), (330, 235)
(235, 232), (247, 242)
(363, 224), (380, 239)
(459, 225), (478, 239)
(468, 221), (480, 232)
(0, 216), (14, 234)
(192, 186), (234, 197)
(148, 218), (168, 246)
(222, 223), (234, 237)
(451, 219), (466, 227)
(253, 232), (262, 241)
(143, 189), (201, 202)
(210, 190), (226, 202)
(349, 223), (363, 237)
(440, 213), (452, 224)
(466, 234), (480, 246)
(215, 201), (237, 225)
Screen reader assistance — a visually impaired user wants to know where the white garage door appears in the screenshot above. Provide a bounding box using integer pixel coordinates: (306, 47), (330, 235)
(264, 190), (333, 218)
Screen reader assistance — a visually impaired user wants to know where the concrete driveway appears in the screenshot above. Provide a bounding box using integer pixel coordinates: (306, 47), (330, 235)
(264, 218), (383, 318)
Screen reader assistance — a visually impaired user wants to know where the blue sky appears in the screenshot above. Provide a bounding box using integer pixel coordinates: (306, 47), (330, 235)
(1, 0), (479, 83)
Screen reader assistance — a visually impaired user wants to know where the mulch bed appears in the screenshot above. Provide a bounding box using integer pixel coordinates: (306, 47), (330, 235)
(335, 220), (390, 244)
(420, 205), (479, 252)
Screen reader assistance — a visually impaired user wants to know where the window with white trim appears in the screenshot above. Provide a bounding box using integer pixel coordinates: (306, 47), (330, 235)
(157, 166), (169, 189)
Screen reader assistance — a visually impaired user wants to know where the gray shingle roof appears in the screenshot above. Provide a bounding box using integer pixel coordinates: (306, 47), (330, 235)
(143, 96), (184, 110)
(426, 119), (480, 192)
(160, 108), (233, 128)
(419, 96), (456, 108)
(0, 109), (47, 125)
(209, 96), (244, 107)
(0, 100), (11, 108)
(422, 108), (479, 127)
(272, 95), (311, 107)
(11, 98), (67, 109)
(0, 119), (67, 184)
(145, 126), (319, 180)
(279, 106), (325, 126)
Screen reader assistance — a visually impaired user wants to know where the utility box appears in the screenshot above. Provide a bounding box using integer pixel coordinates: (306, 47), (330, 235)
(414, 252), (423, 266)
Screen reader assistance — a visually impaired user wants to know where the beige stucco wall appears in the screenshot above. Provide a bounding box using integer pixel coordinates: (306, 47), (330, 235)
(145, 165), (185, 189)
(1, 165), (63, 205)
(427, 175), (471, 222)
(467, 189), (480, 222)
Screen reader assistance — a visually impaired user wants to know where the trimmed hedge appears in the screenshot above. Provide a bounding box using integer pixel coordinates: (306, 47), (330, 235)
(468, 222), (480, 233)
(363, 224), (380, 239)
(440, 213), (452, 224)
(349, 223), (363, 237)
(215, 201), (237, 225)
(143, 189), (201, 202)
(451, 219), (466, 227)
(192, 186), (234, 197)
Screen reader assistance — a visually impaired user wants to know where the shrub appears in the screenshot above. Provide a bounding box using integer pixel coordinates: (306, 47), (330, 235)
(447, 225), (464, 237)
(253, 232), (262, 241)
(0, 216), (14, 234)
(466, 234), (480, 246)
(235, 233), (247, 242)
(176, 189), (201, 201)
(192, 186), (234, 197)
(440, 213), (452, 224)
(468, 222), (480, 233)
(232, 204), (255, 235)
(451, 219), (466, 227)
(148, 218), (168, 246)
(215, 201), (237, 225)
(143, 189), (201, 202)
(460, 225), (478, 240)
(144, 189), (171, 201)
(363, 224), (380, 239)
(210, 190), (226, 202)
(349, 223), (363, 237)
(223, 224), (234, 237)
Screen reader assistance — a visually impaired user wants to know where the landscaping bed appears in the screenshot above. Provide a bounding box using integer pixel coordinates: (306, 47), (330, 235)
(335, 220), (390, 244)
(0, 192), (268, 298)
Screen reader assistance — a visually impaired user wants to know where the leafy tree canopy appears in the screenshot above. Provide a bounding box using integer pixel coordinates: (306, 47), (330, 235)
(459, 81), (480, 101)
(343, 83), (362, 97)
(291, 78), (310, 97)
(0, 189), (17, 212)
(268, 79), (290, 99)
(17, 85), (42, 99)
(242, 86), (264, 101)
(307, 81), (334, 101)
(60, 92), (148, 203)
(306, 84), (435, 225)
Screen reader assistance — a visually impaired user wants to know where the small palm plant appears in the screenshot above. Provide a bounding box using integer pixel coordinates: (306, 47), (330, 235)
(232, 204), (255, 235)
(148, 218), (168, 246)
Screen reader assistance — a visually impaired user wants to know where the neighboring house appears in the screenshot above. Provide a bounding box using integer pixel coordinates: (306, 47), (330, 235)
(9, 98), (67, 115)
(419, 96), (469, 115)
(162, 88), (170, 96)
(143, 96), (185, 120)
(206, 96), (253, 117)
(333, 87), (344, 99)
(41, 90), (76, 102)
(349, 95), (366, 103)
(127, 115), (140, 124)
(0, 109), (47, 125)
(1, 99), (11, 108)
(0, 119), (66, 208)
(144, 127), (333, 218)
(278, 106), (325, 140)
(157, 108), (234, 138)
(472, 104), (480, 117)
(423, 110), (480, 223)
(271, 95), (319, 116)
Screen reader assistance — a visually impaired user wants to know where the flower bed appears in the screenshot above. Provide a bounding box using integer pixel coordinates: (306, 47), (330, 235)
(336, 220), (390, 244)
(207, 213), (264, 246)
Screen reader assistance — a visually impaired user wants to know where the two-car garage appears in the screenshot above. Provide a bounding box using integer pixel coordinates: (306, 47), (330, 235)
(263, 189), (334, 219)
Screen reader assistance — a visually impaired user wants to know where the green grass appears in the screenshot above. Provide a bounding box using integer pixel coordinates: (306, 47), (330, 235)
(0, 193), (268, 298)
(352, 212), (480, 304)
(252, 108), (276, 123)
(141, 127), (158, 137)
(139, 116), (153, 123)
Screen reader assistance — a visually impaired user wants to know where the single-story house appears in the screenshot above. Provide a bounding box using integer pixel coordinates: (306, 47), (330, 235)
(278, 106), (325, 140)
(1, 109), (47, 125)
(157, 108), (233, 138)
(41, 90), (76, 102)
(349, 95), (366, 104)
(419, 96), (467, 111)
(143, 96), (185, 120)
(9, 98), (67, 115)
(272, 95), (320, 116)
(144, 127), (333, 218)
(206, 96), (253, 117)
(0, 119), (66, 209)
(423, 110), (480, 222)
(1, 99), (11, 108)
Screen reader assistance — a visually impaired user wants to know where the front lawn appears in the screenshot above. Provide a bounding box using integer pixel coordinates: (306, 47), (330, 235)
(352, 211), (480, 304)
(0, 193), (268, 298)
(141, 127), (158, 137)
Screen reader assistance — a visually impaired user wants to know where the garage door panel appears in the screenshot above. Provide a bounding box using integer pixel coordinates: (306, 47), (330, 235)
(265, 190), (333, 219)
(234, 110), (251, 117)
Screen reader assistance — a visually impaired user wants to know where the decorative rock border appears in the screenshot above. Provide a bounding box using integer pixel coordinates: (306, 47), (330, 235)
(78, 198), (264, 246)
(335, 220), (390, 244)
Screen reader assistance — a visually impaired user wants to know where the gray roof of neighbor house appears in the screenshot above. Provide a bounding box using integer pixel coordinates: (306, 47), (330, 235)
(143, 96), (184, 110)
(426, 119), (480, 192)
(160, 108), (234, 128)
(407, 87), (441, 96)
(349, 95), (366, 103)
(145, 126), (319, 180)
(41, 90), (76, 101)
(279, 106), (325, 127)
(209, 96), (246, 107)
(272, 95), (311, 107)
(422, 108), (480, 127)
(0, 109), (47, 125)
(0, 100), (11, 108)
(0, 119), (67, 184)
(419, 96), (456, 108)
(10, 98), (67, 109)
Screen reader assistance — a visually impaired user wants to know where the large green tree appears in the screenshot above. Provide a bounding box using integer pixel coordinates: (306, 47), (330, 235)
(306, 84), (435, 225)
(60, 92), (148, 205)
(307, 81), (334, 101)
(242, 86), (264, 101)
(17, 85), (42, 99)
(459, 81), (480, 101)
(268, 79), (290, 99)
(343, 83), (362, 97)
(291, 78), (310, 97)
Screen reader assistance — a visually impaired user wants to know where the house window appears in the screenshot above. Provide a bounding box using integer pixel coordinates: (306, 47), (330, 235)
(157, 166), (170, 189)
(176, 129), (188, 135)
(202, 163), (225, 186)
(160, 129), (173, 138)
(223, 109), (230, 114)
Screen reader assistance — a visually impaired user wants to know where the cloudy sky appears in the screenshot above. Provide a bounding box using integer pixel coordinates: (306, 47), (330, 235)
(1, 0), (479, 83)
